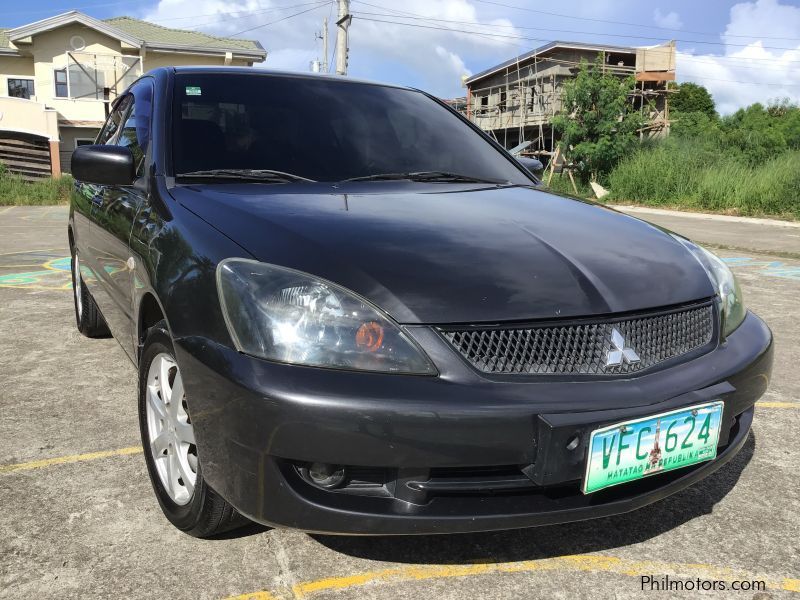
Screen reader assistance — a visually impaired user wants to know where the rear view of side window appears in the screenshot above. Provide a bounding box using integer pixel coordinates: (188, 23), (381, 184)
(96, 96), (131, 145)
(117, 80), (154, 176)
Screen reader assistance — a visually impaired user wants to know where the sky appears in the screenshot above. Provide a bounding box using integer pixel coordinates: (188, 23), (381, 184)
(4, 0), (800, 114)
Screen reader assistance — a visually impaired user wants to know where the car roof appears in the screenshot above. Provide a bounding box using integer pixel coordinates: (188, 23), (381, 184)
(156, 66), (415, 92)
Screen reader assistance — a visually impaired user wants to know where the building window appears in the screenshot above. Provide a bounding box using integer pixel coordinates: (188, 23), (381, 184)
(54, 69), (68, 98)
(74, 138), (95, 149)
(7, 78), (35, 99)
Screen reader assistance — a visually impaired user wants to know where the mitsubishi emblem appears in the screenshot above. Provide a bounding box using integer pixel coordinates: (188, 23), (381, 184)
(606, 328), (640, 366)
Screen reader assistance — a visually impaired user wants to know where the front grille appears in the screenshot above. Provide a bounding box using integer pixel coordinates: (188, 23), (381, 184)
(440, 302), (715, 376)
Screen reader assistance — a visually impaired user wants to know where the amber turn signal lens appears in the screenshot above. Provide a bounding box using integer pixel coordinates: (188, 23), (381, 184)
(355, 321), (385, 352)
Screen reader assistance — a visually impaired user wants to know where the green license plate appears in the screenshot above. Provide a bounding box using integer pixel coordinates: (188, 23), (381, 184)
(583, 401), (724, 494)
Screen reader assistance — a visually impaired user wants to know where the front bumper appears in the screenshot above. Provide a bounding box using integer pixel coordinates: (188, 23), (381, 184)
(175, 311), (773, 535)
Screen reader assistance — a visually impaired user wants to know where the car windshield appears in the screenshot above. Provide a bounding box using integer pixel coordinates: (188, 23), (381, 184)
(171, 73), (532, 185)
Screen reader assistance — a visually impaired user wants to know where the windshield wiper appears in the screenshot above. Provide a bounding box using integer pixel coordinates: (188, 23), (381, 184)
(342, 171), (508, 184)
(176, 169), (316, 183)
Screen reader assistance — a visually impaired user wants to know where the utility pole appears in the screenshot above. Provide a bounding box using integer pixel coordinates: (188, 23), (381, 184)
(335, 0), (351, 75)
(322, 17), (329, 73)
(312, 18), (329, 73)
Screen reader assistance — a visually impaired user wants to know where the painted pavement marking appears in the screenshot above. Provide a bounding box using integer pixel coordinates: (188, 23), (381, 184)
(722, 257), (800, 280)
(0, 446), (142, 474)
(224, 555), (800, 599)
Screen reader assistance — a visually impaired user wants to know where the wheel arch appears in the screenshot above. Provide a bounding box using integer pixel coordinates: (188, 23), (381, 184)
(137, 292), (170, 362)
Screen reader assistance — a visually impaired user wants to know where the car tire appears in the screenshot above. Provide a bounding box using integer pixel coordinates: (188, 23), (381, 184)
(70, 247), (110, 338)
(138, 320), (249, 538)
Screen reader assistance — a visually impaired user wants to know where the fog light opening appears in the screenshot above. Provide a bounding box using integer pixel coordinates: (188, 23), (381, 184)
(566, 434), (581, 451)
(307, 462), (347, 489)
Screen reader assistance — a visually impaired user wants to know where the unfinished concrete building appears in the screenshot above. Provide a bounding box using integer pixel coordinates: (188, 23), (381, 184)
(460, 40), (676, 157)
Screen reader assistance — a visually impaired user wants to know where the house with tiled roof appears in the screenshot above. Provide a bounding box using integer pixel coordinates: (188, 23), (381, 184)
(0, 11), (266, 177)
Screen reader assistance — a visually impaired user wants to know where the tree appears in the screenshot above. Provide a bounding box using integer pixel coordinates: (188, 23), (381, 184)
(671, 82), (717, 118)
(723, 102), (788, 162)
(552, 57), (643, 181)
(768, 98), (800, 149)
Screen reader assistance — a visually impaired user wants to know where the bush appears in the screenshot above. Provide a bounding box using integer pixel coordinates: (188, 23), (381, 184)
(0, 164), (73, 206)
(544, 95), (800, 220)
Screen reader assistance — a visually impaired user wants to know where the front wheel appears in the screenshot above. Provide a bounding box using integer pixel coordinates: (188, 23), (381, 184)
(138, 321), (249, 537)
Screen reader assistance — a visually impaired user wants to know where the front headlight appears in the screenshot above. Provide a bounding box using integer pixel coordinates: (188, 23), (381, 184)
(216, 258), (437, 374)
(671, 236), (746, 338)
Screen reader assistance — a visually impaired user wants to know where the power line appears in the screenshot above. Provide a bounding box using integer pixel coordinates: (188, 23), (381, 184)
(352, 10), (800, 52)
(4, 0), (325, 23)
(470, 0), (800, 42)
(677, 54), (800, 71)
(352, 10), (800, 67)
(2, 0), (135, 16)
(7, 0), (797, 45)
(350, 2), (800, 66)
(351, 1), (532, 49)
(355, 16), (800, 87)
(149, 0), (336, 25)
(223, 1), (332, 38)
(688, 75), (800, 87)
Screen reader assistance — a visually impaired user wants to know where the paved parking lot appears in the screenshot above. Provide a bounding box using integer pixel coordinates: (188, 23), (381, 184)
(1, 205), (798, 599)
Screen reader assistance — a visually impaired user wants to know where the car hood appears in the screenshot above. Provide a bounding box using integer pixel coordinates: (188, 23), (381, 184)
(173, 183), (715, 324)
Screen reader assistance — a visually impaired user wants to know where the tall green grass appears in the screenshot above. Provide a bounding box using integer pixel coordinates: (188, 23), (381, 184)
(607, 142), (800, 220)
(0, 163), (73, 206)
(545, 173), (594, 198)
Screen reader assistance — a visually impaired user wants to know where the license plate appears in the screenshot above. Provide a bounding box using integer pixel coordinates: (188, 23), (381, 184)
(583, 401), (724, 494)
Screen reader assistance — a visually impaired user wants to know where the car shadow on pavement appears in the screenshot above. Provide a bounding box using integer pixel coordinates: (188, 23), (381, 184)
(310, 432), (755, 564)
(211, 522), (271, 540)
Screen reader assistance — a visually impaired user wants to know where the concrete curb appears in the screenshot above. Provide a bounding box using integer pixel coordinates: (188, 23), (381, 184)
(611, 205), (800, 229)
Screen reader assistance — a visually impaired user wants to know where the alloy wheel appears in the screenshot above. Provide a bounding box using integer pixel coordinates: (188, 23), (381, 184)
(145, 353), (198, 505)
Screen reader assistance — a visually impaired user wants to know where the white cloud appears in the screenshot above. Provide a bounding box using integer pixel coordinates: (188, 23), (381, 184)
(140, 0), (519, 97)
(435, 45), (472, 88)
(676, 0), (800, 114)
(724, 0), (800, 45)
(653, 8), (683, 29)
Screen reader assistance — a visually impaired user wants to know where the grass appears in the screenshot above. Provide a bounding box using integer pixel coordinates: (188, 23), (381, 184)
(0, 164), (73, 206)
(544, 173), (595, 198)
(606, 144), (800, 220)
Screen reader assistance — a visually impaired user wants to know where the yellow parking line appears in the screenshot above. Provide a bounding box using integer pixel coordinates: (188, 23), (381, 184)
(225, 555), (800, 599)
(0, 446), (142, 474)
(757, 401), (799, 409)
(0, 206), (15, 215)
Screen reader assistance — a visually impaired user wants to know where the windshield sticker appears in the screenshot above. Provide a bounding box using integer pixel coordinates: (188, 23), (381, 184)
(185, 86), (202, 96)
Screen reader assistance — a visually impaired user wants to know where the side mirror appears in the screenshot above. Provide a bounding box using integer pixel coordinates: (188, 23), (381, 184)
(71, 145), (135, 186)
(516, 156), (544, 174)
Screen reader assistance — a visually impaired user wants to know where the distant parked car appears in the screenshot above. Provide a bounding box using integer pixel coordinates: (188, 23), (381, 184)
(69, 67), (772, 538)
